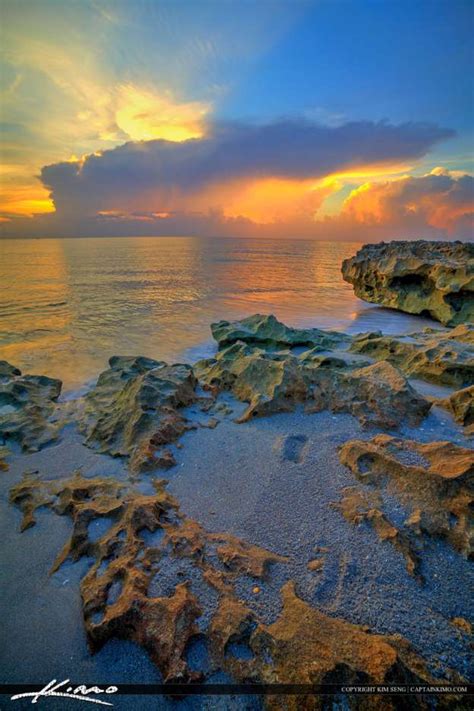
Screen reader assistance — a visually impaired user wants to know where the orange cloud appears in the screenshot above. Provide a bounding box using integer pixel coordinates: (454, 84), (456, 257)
(80, 173), (358, 225)
(108, 162), (422, 225)
(192, 176), (340, 223)
(3, 115), (469, 240)
(342, 169), (474, 233)
(320, 162), (413, 185)
(0, 183), (54, 218)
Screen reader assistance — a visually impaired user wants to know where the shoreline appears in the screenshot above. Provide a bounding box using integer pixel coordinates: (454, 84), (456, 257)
(55, 305), (444, 402)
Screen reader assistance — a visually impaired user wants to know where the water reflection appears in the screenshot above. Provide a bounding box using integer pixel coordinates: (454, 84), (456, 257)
(0, 237), (433, 390)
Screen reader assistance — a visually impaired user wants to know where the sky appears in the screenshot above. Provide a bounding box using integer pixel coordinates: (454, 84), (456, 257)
(0, 0), (473, 240)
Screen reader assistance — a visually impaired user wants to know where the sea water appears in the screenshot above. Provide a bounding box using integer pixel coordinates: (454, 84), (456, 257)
(0, 236), (435, 390)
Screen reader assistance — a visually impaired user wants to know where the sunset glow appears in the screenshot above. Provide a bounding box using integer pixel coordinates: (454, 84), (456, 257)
(199, 177), (338, 223)
(114, 85), (210, 143)
(1, 0), (472, 238)
(0, 186), (55, 219)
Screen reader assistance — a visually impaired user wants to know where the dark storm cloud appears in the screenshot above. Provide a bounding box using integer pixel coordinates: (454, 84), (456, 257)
(40, 119), (454, 215)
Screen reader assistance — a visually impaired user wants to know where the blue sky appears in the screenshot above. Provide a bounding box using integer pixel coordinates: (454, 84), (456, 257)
(218, 1), (473, 166)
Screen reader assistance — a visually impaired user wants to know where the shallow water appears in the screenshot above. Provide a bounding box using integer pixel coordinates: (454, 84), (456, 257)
(0, 236), (436, 389)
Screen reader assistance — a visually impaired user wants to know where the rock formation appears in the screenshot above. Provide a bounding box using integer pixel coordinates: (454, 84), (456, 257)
(333, 486), (422, 580)
(10, 471), (285, 682)
(342, 240), (474, 326)
(0, 446), (8, 470)
(0, 361), (62, 451)
(243, 582), (443, 711)
(350, 324), (474, 388)
(440, 385), (474, 434)
(5, 312), (472, 702)
(339, 434), (473, 559)
(72, 317), (468, 474)
(79, 356), (199, 472)
(196, 342), (430, 427)
(0, 360), (21, 379)
(306, 360), (431, 428)
(211, 313), (349, 349)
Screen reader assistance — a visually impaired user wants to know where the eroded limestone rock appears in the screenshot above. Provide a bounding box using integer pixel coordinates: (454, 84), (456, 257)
(0, 446), (8, 470)
(440, 385), (474, 434)
(195, 343), (308, 422)
(196, 343), (430, 427)
(239, 582), (444, 710)
(10, 472), (286, 682)
(211, 313), (349, 349)
(45, 476), (202, 680)
(342, 240), (474, 326)
(79, 356), (198, 472)
(339, 434), (474, 558)
(0, 361), (62, 451)
(333, 486), (422, 580)
(307, 360), (431, 428)
(350, 324), (474, 388)
(0, 360), (22, 380)
(10, 473), (285, 681)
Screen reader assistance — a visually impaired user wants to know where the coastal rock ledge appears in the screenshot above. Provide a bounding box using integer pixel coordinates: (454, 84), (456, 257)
(342, 240), (474, 326)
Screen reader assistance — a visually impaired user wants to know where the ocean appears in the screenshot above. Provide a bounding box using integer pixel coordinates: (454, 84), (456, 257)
(0, 236), (433, 390)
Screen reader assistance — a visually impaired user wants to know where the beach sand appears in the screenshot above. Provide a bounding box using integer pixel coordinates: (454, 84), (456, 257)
(1, 376), (472, 709)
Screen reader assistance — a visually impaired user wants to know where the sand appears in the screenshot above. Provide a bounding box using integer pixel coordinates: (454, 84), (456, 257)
(0, 379), (472, 710)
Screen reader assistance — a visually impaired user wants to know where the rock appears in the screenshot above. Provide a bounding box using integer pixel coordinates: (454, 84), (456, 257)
(9, 423), (459, 701)
(306, 558), (324, 572)
(440, 385), (474, 434)
(0, 360), (21, 380)
(25, 473), (203, 681)
(211, 583), (457, 709)
(232, 354), (308, 422)
(10, 472), (286, 683)
(211, 313), (349, 349)
(195, 343), (308, 422)
(79, 356), (198, 472)
(451, 617), (472, 635)
(333, 486), (422, 580)
(208, 595), (255, 661)
(0, 446), (8, 471)
(342, 240), (474, 326)
(339, 434), (474, 558)
(8, 468), (460, 705)
(196, 342), (430, 428)
(242, 582), (445, 710)
(350, 324), (474, 388)
(307, 360), (431, 428)
(0, 362), (62, 451)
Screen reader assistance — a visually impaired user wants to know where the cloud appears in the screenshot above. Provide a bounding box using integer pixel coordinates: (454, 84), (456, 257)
(0, 0), (305, 218)
(39, 119), (454, 219)
(2, 119), (471, 241)
(341, 169), (474, 236)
